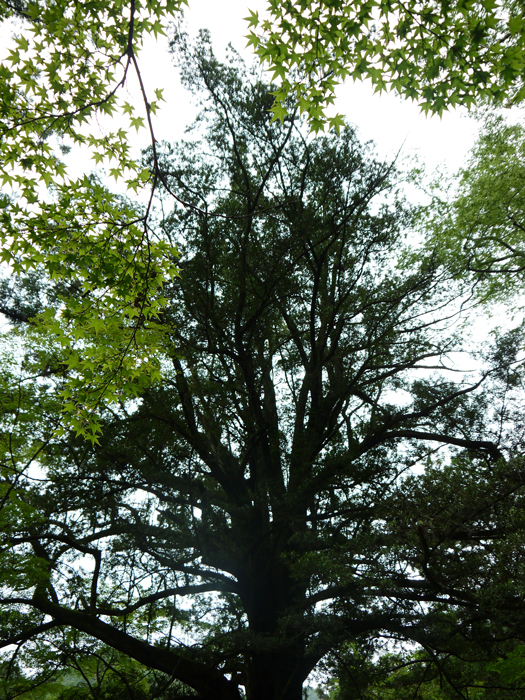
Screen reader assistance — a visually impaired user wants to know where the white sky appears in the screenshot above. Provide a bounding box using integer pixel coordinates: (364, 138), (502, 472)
(134, 0), (483, 176)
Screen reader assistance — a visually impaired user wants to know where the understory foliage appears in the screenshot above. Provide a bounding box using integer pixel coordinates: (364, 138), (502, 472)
(0, 641), (191, 699)
(323, 639), (525, 699)
(1, 36), (525, 700)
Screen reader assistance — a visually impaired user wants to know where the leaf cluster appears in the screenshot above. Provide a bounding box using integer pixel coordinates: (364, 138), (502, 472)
(426, 114), (525, 306)
(0, 0), (186, 438)
(247, 0), (525, 130)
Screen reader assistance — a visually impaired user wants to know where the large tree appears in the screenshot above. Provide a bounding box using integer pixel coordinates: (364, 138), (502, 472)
(1, 40), (525, 700)
(2, 0), (524, 434)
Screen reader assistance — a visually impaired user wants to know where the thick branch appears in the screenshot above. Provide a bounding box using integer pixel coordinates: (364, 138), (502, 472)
(31, 591), (241, 700)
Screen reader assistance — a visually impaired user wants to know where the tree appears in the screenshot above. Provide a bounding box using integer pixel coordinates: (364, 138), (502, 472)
(325, 637), (525, 698)
(0, 639), (191, 699)
(321, 453), (525, 699)
(2, 39), (525, 700)
(427, 114), (525, 306)
(2, 0), (524, 436)
(247, 0), (525, 130)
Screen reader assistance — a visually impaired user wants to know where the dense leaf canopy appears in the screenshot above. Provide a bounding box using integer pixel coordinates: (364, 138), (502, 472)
(2, 0), (524, 438)
(1, 39), (525, 700)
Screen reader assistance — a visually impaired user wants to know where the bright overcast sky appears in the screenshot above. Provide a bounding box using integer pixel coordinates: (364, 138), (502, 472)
(136, 0), (483, 176)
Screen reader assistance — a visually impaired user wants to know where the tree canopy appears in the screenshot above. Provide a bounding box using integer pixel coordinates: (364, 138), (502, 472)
(324, 638), (525, 699)
(1, 39), (525, 700)
(248, 0), (525, 129)
(426, 115), (525, 306)
(2, 0), (524, 438)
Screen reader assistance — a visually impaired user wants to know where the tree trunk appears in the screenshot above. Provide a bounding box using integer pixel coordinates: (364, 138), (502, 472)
(246, 651), (306, 700)
(238, 546), (309, 700)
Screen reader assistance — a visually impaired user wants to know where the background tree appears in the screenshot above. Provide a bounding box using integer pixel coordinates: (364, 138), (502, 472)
(1, 39), (525, 700)
(426, 114), (525, 307)
(248, 0), (525, 130)
(325, 636), (525, 698)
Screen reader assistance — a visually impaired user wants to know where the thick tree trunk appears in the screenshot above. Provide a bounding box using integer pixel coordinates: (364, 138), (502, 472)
(245, 652), (306, 700)
(238, 545), (309, 700)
